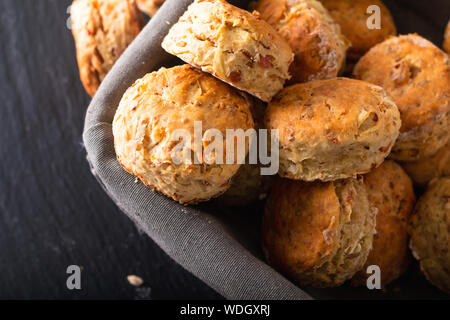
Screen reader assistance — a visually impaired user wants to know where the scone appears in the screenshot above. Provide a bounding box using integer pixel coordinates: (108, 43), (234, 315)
(255, 0), (349, 84)
(265, 78), (401, 181)
(354, 34), (450, 161)
(321, 0), (396, 60)
(400, 141), (450, 188)
(444, 21), (450, 54)
(409, 177), (450, 293)
(71, 0), (143, 96)
(215, 99), (272, 206)
(351, 161), (416, 287)
(262, 177), (376, 287)
(214, 162), (272, 206)
(136, 0), (165, 16)
(112, 65), (255, 205)
(161, 0), (294, 102)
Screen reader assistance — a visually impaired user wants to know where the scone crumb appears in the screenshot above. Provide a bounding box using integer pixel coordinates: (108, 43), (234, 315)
(127, 275), (144, 286)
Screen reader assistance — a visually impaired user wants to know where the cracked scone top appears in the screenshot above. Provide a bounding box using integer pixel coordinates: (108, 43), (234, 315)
(262, 177), (376, 287)
(71, 0), (143, 96)
(409, 177), (450, 293)
(161, 0), (294, 102)
(215, 99), (272, 207)
(351, 161), (416, 287)
(354, 34), (450, 161)
(254, 0), (349, 84)
(112, 65), (254, 205)
(265, 78), (401, 181)
(400, 141), (450, 188)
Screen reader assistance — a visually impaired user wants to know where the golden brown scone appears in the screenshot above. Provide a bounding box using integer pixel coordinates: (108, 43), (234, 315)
(354, 34), (450, 161)
(255, 0), (348, 84)
(112, 65), (254, 205)
(136, 0), (165, 16)
(215, 99), (272, 206)
(71, 0), (143, 97)
(161, 0), (294, 102)
(262, 177), (376, 287)
(265, 78), (401, 181)
(400, 141), (450, 188)
(444, 21), (450, 54)
(320, 0), (396, 60)
(409, 177), (450, 293)
(351, 161), (415, 287)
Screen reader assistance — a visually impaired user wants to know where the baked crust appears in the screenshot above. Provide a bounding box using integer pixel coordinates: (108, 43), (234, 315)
(162, 0), (294, 102)
(444, 20), (450, 54)
(113, 65), (255, 204)
(354, 34), (450, 161)
(400, 141), (450, 188)
(351, 161), (415, 286)
(255, 0), (349, 84)
(71, 0), (143, 96)
(409, 177), (450, 293)
(136, 0), (165, 16)
(321, 0), (396, 60)
(262, 177), (375, 287)
(265, 78), (401, 181)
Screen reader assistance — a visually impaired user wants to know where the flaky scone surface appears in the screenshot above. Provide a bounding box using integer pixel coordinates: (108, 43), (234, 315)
(113, 65), (254, 204)
(321, 0), (396, 60)
(444, 21), (450, 54)
(71, 0), (143, 96)
(265, 78), (401, 181)
(354, 34), (450, 161)
(161, 0), (294, 102)
(351, 161), (415, 286)
(262, 177), (375, 287)
(136, 0), (165, 16)
(401, 141), (450, 188)
(409, 177), (450, 293)
(255, 0), (348, 84)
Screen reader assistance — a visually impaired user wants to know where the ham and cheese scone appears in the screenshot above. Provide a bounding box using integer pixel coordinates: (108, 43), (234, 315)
(162, 0), (294, 102)
(113, 65), (254, 204)
(215, 99), (272, 206)
(401, 141), (450, 188)
(320, 0), (396, 60)
(351, 161), (416, 287)
(409, 177), (450, 293)
(354, 34), (450, 161)
(265, 78), (401, 181)
(71, 0), (143, 96)
(262, 177), (376, 287)
(255, 0), (349, 84)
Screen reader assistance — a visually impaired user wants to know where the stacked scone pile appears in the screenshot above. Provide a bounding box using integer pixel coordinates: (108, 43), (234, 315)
(72, 0), (450, 293)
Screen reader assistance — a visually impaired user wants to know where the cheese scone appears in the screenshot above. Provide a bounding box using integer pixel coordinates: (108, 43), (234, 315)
(162, 0), (294, 102)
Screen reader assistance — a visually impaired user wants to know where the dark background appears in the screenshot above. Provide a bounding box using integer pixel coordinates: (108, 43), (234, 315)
(0, 0), (221, 299)
(0, 0), (448, 299)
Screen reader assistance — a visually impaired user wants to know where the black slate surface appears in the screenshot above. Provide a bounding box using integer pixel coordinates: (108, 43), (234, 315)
(0, 0), (221, 299)
(0, 0), (449, 300)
